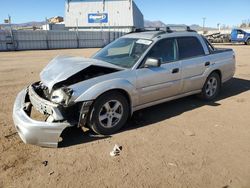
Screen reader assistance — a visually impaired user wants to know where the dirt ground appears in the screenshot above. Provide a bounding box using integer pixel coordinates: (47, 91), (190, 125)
(0, 45), (250, 188)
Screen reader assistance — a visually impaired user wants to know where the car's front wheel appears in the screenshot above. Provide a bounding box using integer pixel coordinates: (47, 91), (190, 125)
(200, 72), (221, 101)
(88, 91), (129, 135)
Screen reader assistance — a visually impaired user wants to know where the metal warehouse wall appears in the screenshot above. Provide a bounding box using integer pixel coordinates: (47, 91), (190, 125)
(65, 0), (143, 28)
(0, 30), (125, 51)
(132, 1), (144, 28)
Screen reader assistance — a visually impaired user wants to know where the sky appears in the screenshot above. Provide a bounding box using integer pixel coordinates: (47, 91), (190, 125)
(0, 0), (250, 27)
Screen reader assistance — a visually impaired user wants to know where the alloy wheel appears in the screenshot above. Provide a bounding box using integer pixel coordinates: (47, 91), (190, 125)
(205, 77), (218, 97)
(98, 100), (124, 128)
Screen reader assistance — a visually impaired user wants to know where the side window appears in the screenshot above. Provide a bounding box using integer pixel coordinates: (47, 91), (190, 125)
(146, 38), (177, 63)
(177, 37), (205, 59)
(237, 30), (243, 34)
(202, 36), (215, 53)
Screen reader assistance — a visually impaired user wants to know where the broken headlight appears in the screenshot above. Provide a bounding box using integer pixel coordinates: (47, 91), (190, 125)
(51, 87), (73, 105)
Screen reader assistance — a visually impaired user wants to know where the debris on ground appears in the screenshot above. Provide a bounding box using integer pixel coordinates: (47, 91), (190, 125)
(236, 98), (245, 103)
(42, 161), (48, 167)
(183, 130), (196, 136)
(49, 171), (54, 176)
(123, 173), (129, 178)
(4, 132), (18, 139)
(88, 132), (107, 138)
(167, 162), (177, 167)
(110, 144), (122, 157)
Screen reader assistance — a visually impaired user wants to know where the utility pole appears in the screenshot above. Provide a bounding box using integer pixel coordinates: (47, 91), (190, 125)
(8, 15), (15, 50)
(45, 17), (48, 30)
(76, 17), (79, 48)
(103, 0), (105, 12)
(45, 17), (49, 49)
(217, 23), (221, 32)
(202, 17), (206, 34)
(8, 15), (13, 34)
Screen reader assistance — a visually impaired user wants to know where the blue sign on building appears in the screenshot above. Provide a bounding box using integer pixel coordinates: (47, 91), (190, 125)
(88, 13), (108, 23)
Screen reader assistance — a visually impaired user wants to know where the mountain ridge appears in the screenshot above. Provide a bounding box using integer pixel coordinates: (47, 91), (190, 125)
(144, 20), (216, 31)
(0, 20), (216, 31)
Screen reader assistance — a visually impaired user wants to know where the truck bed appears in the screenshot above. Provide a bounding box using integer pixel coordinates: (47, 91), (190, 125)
(213, 48), (233, 54)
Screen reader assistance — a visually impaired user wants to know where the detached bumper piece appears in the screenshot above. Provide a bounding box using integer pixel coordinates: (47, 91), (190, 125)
(13, 89), (71, 148)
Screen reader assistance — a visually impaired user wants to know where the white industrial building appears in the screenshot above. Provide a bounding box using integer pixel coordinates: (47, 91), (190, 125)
(42, 23), (66, 31)
(65, 0), (144, 32)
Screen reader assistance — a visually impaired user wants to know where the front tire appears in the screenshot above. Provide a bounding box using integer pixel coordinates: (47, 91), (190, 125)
(88, 92), (129, 135)
(200, 72), (221, 101)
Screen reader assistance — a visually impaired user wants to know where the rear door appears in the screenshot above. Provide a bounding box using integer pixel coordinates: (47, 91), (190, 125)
(177, 36), (208, 93)
(136, 38), (182, 105)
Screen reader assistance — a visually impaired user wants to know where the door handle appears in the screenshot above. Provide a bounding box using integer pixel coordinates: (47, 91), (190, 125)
(172, 68), (179, 74)
(205, 62), (210, 66)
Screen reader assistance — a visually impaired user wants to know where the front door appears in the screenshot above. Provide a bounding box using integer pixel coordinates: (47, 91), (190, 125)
(136, 38), (182, 105)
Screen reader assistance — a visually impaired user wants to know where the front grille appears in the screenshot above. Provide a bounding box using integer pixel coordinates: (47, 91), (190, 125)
(29, 85), (58, 115)
(33, 82), (50, 100)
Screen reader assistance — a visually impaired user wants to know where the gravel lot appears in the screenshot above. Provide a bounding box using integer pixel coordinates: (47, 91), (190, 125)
(0, 45), (250, 188)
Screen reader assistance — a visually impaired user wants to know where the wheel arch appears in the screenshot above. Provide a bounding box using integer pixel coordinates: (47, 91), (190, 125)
(202, 69), (222, 89)
(94, 88), (133, 116)
(74, 79), (136, 115)
(211, 69), (222, 82)
(200, 69), (222, 101)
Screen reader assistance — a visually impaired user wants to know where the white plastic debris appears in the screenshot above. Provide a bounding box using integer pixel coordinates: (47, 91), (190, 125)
(88, 133), (106, 138)
(110, 144), (122, 157)
(183, 130), (196, 136)
(167, 162), (177, 167)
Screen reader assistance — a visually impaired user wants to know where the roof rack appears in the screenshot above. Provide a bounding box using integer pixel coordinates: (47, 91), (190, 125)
(129, 26), (196, 35)
(166, 25), (196, 32)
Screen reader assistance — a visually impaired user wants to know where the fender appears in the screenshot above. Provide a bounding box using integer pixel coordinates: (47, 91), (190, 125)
(74, 79), (138, 112)
(189, 65), (223, 91)
(201, 58), (234, 87)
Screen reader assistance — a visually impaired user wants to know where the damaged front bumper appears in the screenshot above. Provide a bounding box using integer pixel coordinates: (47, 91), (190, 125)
(13, 88), (72, 148)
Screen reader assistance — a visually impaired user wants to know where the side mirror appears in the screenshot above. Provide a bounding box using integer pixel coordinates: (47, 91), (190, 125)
(144, 58), (161, 68)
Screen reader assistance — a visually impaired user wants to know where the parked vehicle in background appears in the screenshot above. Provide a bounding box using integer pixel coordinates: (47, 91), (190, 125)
(13, 27), (236, 148)
(205, 32), (230, 43)
(231, 29), (250, 45)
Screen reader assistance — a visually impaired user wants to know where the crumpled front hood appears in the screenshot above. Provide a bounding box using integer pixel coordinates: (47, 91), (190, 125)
(40, 55), (123, 92)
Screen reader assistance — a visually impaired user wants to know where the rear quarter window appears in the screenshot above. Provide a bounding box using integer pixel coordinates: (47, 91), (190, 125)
(202, 36), (215, 53)
(177, 37), (205, 59)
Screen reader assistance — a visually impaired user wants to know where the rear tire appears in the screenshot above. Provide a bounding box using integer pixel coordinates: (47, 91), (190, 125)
(245, 39), (250, 45)
(88, 92), (129, 135)
(200, 72), (221, 101)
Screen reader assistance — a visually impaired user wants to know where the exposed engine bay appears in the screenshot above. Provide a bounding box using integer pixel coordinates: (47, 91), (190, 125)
(33, 65), (119, 102)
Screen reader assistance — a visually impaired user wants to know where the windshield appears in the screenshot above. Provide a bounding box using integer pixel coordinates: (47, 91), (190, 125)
(93, 38), (152, 68)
